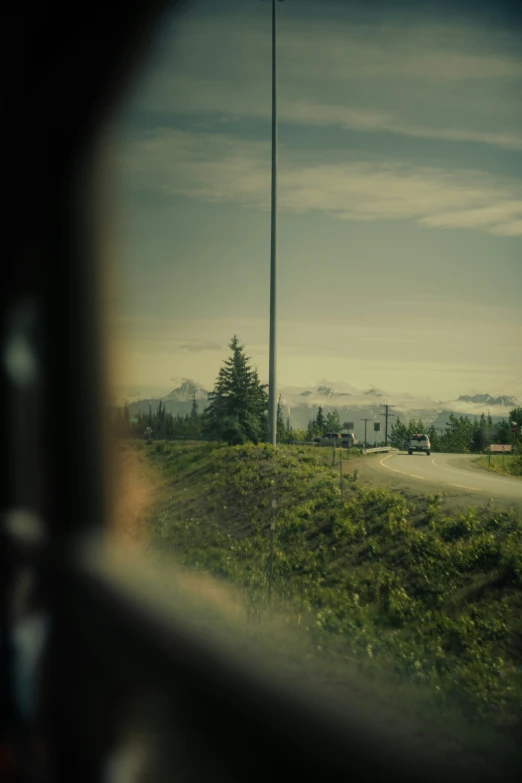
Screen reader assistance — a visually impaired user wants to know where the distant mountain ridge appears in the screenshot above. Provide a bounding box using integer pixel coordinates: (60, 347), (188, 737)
(163, 380), (209, 402)
(125, 380), (519, 441)
(457, 393), (518, 407)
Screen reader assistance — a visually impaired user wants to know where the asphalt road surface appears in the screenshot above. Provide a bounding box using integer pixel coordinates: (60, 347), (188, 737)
(353, 451), (522, 511)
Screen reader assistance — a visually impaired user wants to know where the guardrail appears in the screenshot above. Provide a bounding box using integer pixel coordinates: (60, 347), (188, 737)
(280, 441), (363, 448)
(362, 447), (398, 455)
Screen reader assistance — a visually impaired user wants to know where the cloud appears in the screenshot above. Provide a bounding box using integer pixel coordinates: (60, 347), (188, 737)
(178, 340), (222, 352)
(123, 128), (522, 236)
(130, 12), (522, 151)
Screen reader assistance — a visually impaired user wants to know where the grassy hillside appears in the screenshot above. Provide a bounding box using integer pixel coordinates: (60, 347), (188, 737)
(119, 439), (522, 758)
(474, 454), (522, 478)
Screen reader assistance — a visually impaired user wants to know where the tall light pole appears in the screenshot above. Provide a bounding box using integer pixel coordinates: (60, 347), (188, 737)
(266, 0), (284, 446)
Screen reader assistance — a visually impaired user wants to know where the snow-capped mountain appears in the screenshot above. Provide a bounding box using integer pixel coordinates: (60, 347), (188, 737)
(163, 380), (209, 402)
(123, 379), (518, 441)
(127, 379), (210, 418)
(457, 393), (518, 407)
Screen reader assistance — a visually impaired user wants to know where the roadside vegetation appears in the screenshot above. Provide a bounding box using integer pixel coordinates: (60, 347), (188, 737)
(390, 408), (522, 455)
(129, 438), (522, 745)
(109, 336), (522, 769)
(473, 454), (522, 478)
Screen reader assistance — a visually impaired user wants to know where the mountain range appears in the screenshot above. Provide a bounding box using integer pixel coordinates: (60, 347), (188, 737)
(123, 381), (519, 441)
(457, 394), (518, 407)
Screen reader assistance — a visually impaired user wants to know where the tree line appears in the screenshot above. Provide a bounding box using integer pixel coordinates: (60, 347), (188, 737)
(390, 409), (522, 454)
(111, 336), (269, 445)
(109, 334), (521, 451)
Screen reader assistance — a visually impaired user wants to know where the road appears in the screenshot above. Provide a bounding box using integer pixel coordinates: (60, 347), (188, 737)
(352, 451), (522, 510)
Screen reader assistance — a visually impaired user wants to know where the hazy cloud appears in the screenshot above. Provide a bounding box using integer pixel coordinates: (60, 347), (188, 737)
(132, 13), (522, 151)
(123, 129), (522, 236)
(178, 340), (222, 352)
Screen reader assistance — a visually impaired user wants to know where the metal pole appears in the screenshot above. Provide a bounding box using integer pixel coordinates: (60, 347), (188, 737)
(361, 418), (370, 448)
(267, 0), (278, 446)
(340, 446), (343, 495)
(380, 405), (395, 447)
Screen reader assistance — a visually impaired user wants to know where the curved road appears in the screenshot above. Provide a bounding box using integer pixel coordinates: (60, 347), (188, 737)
(354, 451), (522, 509)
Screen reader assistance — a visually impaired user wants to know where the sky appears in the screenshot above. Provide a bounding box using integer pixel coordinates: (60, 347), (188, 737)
(105, 0), (522, 402)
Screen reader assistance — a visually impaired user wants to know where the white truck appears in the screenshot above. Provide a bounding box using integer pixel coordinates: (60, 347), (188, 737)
(408, 433), (431, 455)
(340, 431), (358, 447)
(313, 431), (358, 447)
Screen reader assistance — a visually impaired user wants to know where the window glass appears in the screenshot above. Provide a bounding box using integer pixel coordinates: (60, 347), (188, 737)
(102, 0), (522, 776)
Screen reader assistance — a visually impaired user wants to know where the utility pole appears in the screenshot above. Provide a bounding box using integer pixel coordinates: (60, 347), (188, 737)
(360, 418), (370, 448)
(380, 405), (395, 447)
(266, 0), (285, 446)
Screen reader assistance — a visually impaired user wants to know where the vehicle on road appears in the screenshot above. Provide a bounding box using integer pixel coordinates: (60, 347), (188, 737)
(340, 431), (358, 447)
(408, 433), (430, 455)
(313, 431), (358, 447)
(319, 432), (342, 444)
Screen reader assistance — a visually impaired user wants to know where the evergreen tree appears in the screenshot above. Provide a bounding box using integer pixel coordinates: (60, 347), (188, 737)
(495, 419), (511, 445)
(509, 407), (522, 426)
(277, 395), (286, 442)
(191, 391), (198, 419)
(427, 424), (441, 452)
(390, 418), (409, 449)
(509, 408), (522, 452)
(471, 425), (488, 453)
(155, 400), (166, 439)
(315, 406), (326, 434)
(325, 409), (341, 432)
(204, 336), (268, 445)
(122, 403), (130, 436)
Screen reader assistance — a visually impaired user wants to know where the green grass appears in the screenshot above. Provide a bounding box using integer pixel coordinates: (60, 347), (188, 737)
(123, 439), (522, 762)
(473, 454), (522, 478)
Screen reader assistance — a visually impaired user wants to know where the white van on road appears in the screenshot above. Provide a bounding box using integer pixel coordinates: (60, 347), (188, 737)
(408, 434), (431, 455)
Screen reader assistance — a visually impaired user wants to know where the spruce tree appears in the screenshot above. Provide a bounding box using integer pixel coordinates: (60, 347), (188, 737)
(204, 336), (268, 445)
(427, 424), (440, 452)
(277, 395), (286, 442)
(315, 405), (326, 434)
(390, 418), (409, 450)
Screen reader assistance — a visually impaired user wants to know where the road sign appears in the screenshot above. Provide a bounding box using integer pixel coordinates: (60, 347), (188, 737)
(511, 423), (518, 433)
(374, 423), (380, 432)
(130, 417), (138, 424)
(343, 422), (354, 430)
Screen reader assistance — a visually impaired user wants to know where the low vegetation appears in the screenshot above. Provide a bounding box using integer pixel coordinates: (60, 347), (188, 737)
(474, 454), (522, 478)
(128, 439), (522, 746)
